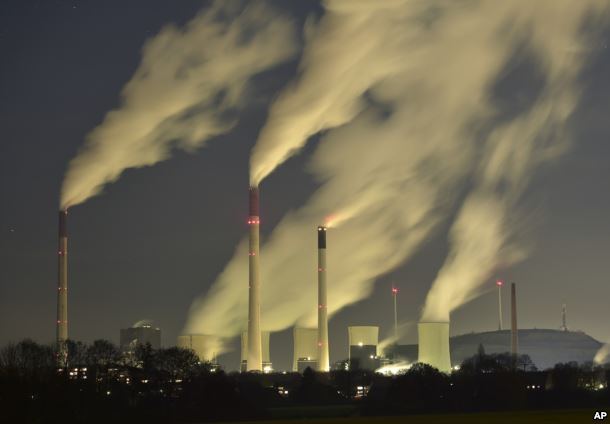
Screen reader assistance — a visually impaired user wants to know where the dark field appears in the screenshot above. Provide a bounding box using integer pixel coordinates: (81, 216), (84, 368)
(233, 409), (601, 424)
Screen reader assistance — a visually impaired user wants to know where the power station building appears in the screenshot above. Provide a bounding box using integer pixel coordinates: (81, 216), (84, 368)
(120, 321), (161, 352)
(241, 331), (272, 372)
(387, 329), (603, 370)
(348, 326), (379, 370)
(293, 327), (318, 372)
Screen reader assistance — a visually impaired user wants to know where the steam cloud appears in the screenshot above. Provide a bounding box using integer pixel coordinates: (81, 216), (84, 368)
(60, 1), (296, 209)
(594, 344), (610, 365)
(186, 0), (607, 356)
(421, 1), (607, 322)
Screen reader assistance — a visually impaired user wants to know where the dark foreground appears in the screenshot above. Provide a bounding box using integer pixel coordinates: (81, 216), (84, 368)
(231, 409), (601, 424)
(1, 340), (609, 423)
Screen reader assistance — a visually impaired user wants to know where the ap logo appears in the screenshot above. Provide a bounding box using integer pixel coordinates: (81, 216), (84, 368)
(594, 411), (608, 420)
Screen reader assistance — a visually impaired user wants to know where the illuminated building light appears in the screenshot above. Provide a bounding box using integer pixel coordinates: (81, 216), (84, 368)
(358, 342), (363, 347)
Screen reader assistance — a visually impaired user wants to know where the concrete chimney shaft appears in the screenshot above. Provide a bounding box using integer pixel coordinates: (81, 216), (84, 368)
(317, 226), (329, 371)
(247, 186), (262, 371)
(57, 210), (68, 367)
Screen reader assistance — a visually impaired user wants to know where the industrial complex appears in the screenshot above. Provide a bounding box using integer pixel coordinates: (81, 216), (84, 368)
(55, 187), (607, 374)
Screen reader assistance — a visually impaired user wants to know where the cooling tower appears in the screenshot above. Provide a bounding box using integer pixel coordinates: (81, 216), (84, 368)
(511, 283), (518, 356)
(417, 322), (451, 373)
(317, 226), (330, 371)
(293, 327), (318, 372)
(241, 331), (271, 372)
(177, 334), (218, 363)
(348, 326), (379, 370)
(56, 210), (68, 367)
(247, 186), (262, 371)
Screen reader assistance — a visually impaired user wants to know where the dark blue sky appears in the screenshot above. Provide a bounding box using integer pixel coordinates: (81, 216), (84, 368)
(1, 0), (609, 371)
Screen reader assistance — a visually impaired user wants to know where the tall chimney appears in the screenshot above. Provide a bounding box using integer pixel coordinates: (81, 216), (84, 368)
(317, 226), (330, 372)
(496, 280), (503, 331)
(57, 210), (69, 367)
(247, 186), (262, 371)
(510, 282), (518, 357)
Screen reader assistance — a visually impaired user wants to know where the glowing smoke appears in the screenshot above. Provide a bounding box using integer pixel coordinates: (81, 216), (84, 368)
(376, 361), (412, 376)
(186, 0), (607, 356)
(60, 1), (296, 208)
(421, 1), (608, 321)
(594, 344), (610, 365)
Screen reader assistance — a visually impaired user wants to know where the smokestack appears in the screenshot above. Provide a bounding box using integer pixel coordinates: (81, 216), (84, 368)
(57, 210), (69, 367)
(247, 186), (262, 371)
(417, 322), (451, 373)
(317, 226), (330, 372)
(496, 280), (503, 331)
(511, 282), (518, 357)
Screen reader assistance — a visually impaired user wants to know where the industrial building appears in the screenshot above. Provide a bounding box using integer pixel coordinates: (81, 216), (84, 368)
(418, 322), (451, 373)
(348, 326), (379, 370)
(293, 327), (318, 372)
(176, 334), (220, 363)
(120, 321), (161, 352)
(387, 329), (603, 370)
(241, 330), (272, 372)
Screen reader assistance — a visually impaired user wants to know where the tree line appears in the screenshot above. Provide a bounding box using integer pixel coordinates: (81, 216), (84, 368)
(1, 339), (609, 423)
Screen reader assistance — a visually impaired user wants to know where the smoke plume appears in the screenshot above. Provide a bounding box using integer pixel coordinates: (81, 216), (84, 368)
(594, 344), (610, 365)
(421, 1), (607, 322)
(60, 1), (296, 208)
(186, 0), (607, 356)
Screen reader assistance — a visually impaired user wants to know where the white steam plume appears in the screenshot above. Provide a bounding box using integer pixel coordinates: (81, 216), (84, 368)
(594, 344), (610, 365)
(60, 1), (296, 209)
(186, 0), (607, 357)
(421, 1), (608, 322)
(249, 0), (415, 185)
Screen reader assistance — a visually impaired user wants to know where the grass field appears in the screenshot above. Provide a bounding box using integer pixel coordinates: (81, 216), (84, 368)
(229, 409), (603, 424)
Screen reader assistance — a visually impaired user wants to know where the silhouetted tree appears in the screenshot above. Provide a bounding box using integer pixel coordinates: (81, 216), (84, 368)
(135, 342), (155, 371)
(66, 339), (88, 367)
(154, 347), (199, 379)
(86, 339), (119, 369)
(386, 363), (450, 412)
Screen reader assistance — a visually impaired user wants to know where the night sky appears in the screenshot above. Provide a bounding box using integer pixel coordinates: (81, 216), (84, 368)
(1, 0), (610, 372)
